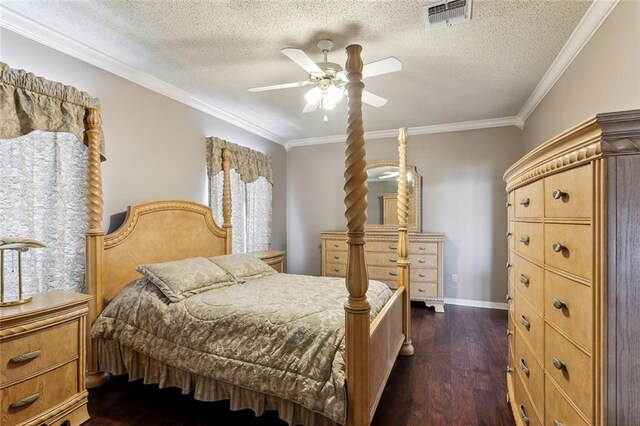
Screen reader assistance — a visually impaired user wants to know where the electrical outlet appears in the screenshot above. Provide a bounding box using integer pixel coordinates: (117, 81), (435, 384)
(451, 274), (458, 283)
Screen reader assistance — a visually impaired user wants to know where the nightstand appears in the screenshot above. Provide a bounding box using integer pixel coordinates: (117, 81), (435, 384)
(1, 291), (91, 426)
(251, 250), (285, 273)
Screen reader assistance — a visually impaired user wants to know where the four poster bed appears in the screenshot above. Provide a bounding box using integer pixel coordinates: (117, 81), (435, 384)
(84, 45), (414, 426)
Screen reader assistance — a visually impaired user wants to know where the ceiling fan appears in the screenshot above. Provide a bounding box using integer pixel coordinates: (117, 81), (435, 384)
(248, 39), (402, 120)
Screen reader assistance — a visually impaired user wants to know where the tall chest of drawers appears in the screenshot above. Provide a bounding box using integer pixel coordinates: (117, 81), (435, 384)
(0, 291), (91, 426)
(321, 231), (444, 312)
(504, 110), (640, 426)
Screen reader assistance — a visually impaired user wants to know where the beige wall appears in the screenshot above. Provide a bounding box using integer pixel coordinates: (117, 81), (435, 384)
(0, 29), (287, 250)
(521, 0), (640, 152)
(287, 127), (522, 303)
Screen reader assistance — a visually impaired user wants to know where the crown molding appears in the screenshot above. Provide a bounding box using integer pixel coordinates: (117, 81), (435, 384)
(518, 0), (620, 124)
(285, 116), (520, 149)
(0, 6), (285, 144)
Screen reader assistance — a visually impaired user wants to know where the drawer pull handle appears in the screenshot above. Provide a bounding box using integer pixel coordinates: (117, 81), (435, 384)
(519, 235), (530, 244)
(9, 392), (41, 409)
(506, 366), (513, 373)
(418, 273), (426, 278)
(334, 255), (340, 259)
(518, 358), (530, 376)
(506, 262), (512, 268)
(506, 201), (512, 208)
(419, 259), (426, 264)
(552, 298), (566, 310)
(333, 244), (339, 248)
(418, 288), (426, 293)
(506, 231), (512, 237)
(552, 242), (565, 252)
(519, 197), (530, 206)
(418, 246), (426, 251)
(553, 420), (564, 426)
(552, 189), (567, 200)
(552, 357), (565, 370)
(519, 274), (530, 286)
(388, 272), (398, 276)
(506, 294), (512, 302)
(518, 404), (530, 424)
(9, 350), (41, 364)
(519, 315), (530, 330)
(389, 245), (397, 250)
(507, 329), (513, 336)
(333, 268), (340, 272)
(389, 258), (397, 263)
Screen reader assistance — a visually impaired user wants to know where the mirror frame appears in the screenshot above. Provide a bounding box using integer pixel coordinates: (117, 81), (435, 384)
(365, 160), (422, 233)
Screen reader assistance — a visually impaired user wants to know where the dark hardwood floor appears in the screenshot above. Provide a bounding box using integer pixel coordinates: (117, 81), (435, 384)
(86, 304), (514, 425)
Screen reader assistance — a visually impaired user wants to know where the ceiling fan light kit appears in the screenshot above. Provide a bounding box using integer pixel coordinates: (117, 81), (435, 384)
(248, 39), (402, 120)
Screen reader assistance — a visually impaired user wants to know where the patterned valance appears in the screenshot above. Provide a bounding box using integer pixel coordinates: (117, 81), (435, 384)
(0, 62), (106, 160)
(206, 137), (272, 184)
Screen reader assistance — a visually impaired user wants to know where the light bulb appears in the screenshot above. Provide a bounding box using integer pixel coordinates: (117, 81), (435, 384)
(326, 84), (344, 104)
(304, 87), (322, 105)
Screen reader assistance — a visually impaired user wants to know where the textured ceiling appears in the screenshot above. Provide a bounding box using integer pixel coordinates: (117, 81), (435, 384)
(2, 0), (591, 142)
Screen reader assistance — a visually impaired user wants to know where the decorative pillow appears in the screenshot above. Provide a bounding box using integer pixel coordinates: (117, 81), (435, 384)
(136, 257), (236, 302)
(207, 254), (277, 282)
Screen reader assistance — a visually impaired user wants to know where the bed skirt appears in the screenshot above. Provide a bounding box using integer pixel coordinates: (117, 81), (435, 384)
(98, 339), (340, 426)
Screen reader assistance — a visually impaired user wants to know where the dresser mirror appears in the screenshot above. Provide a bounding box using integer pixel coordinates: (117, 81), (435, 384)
(366, 160), (422, 232)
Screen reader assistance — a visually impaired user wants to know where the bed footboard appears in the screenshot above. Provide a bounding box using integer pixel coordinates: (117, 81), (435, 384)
(368, 287), (405, 421)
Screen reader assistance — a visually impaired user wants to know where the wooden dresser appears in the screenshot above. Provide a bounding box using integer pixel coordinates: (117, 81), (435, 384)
(504, 110), (640, 426)
(321, 231), (444, 312)
(0, 291), (91, 426)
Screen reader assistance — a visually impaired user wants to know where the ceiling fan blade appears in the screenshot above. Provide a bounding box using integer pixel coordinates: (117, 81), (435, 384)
(362, 90), (388, 108)
(248, 81), (310, 92)
(281, 48), (324, 75)
(302, 102), (318, 113)
(362, 57), (402, 78)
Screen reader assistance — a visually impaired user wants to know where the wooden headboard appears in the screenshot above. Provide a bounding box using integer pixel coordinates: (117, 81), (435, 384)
(102, 200), (231, 306)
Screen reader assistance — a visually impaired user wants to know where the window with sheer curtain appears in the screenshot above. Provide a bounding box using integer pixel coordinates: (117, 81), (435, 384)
(206, 137), (272, 253)
(0, 62), (105, 298)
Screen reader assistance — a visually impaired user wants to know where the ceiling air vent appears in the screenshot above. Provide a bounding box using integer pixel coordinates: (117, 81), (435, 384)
(423, 0), (473, 28)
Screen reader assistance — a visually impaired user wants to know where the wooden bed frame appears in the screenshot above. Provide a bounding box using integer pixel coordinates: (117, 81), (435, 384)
(82, 45), (414, 426)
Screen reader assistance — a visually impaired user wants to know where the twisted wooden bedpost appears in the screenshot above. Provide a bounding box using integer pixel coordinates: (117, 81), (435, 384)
(222, 147), (233, 254)
(344, 44), (370, 426)
(397, 128), (414, 356)
(84, 108), (109, 388)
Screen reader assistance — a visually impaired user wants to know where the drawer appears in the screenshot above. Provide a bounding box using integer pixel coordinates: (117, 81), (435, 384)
(367, 240), (399, 252)
(545, 324), (592, 420)
(544, 164), (593, 219)
(411, 268), (437, 283)
(513, 254), (544, 313)
(514, 221), (543, 263)
(514, 180), (544, 218)
(514, 291), (544, 363)
(409, 242), (438, 255)
(544, 223), (592, 281)
(514, 368), (543, 426)
(325, 250), (347, 265)
(408, 254), (437, 269)
(368, 265), (398, 282)
(1, 320), (79, 385)
(325, 239), (347, 252)
(411, 281), (437, 299)
(545, 376), (589, 426)
(1, 360), (78, 425)
(545, 270), (593, 351)
(325, 263), (345, 277)
(515, 331), (544, 415)
(365, 251), (398, 267)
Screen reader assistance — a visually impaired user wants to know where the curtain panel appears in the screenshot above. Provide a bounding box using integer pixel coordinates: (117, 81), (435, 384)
(0, 61), (106, 159)
(206, 137), (273, 253)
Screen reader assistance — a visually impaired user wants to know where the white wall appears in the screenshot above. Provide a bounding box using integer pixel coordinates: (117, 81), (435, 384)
(0, 28), (287, 250)
(287, 127), (522, 304)
(521, 0), (640, 152)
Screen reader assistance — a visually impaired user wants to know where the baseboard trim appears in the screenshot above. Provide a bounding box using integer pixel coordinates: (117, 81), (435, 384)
(444, 298), (508, 310)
